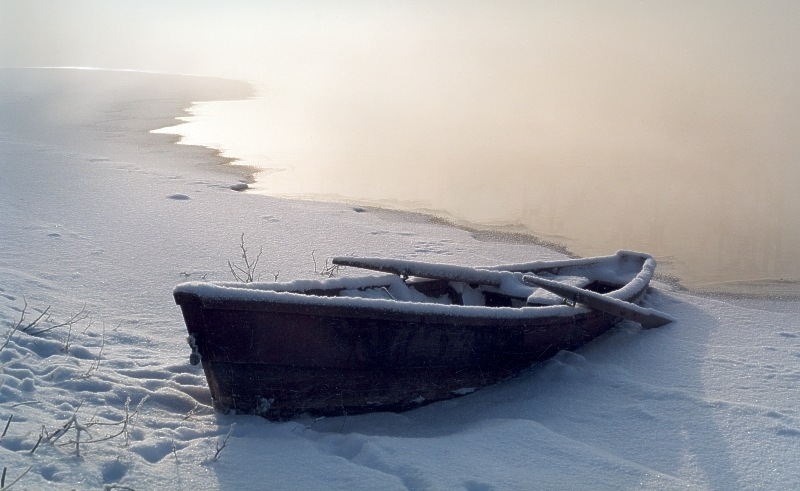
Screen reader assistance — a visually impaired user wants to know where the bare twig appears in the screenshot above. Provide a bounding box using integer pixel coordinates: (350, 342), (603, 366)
(2, 299), (91, 353)
(47, 414), (79, 447)
(18, 300), (50, 334)
(0, 465), (32, 490)
(26, 303), (88, 336)
(38, 401), (87, 455)
(1, 414), (12, 438)
(312, 251), (340, 277)
(79, 324), (106, 378)
(29, 428), (43, 455)
(212, 424), (235, 462)
(320, 258), (340, 278)
(10, 401), (39, 408)
(73, 417), (90, 458)
(60, 396), (146, 449)
(227, 233), (262, 283)
(61, 320), (73, 353)
(0, 324), (17, 352)
(0, 300), (27, 352)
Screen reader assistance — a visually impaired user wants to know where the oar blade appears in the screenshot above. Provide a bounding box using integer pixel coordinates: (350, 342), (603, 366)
(521, 274), (673, 329)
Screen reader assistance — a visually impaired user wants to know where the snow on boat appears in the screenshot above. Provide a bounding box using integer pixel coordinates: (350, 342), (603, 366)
(173, 250), (669, 420)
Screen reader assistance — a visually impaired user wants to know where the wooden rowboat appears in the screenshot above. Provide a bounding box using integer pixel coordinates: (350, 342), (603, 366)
(173, 250), (670, 420)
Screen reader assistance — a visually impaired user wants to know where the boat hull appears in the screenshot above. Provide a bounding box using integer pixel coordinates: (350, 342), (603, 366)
(174, 251), (654, 420)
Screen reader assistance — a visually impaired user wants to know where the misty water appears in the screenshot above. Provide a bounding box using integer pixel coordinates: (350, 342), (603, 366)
(164, 94), (799, 295)
(149, 3), (798, 296)
(6, 1), (798, 295)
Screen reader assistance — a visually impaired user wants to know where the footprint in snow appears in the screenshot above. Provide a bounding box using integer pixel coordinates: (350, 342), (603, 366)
(39, 465), (65, 483)
(776, 426), (800, 437)
(464, 480), (497, 491)
(101, 460), (130, 483)
(130, 439), (178, 464)
(167, 194), (191, 201)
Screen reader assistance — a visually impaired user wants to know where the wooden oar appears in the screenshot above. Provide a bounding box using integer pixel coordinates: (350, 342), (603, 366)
(332, 257), (504, 287)
(333, 256), (673, 329)
(521, 274), (674, 329)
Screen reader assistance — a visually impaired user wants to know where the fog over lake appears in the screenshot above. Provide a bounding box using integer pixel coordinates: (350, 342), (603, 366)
(4, 1), (798, 293)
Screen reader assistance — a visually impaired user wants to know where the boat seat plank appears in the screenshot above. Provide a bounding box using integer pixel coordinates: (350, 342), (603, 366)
(525, 275), (591, 305)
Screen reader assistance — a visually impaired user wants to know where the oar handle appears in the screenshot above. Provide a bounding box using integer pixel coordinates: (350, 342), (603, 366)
(332, 257), (504, 287)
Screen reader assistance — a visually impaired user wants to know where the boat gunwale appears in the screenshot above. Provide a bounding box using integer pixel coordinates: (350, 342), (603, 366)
(173, 250), (656, 321)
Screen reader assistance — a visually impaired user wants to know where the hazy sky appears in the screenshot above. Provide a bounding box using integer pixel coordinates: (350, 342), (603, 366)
(4, 0), (798, 197)
(6, 1), (797, 170)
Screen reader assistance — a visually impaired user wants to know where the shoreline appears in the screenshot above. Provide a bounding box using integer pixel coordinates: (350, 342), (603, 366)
(1, 67), (257, 182)
(143, 71), (797, 301)
(7, 66), (791, 300)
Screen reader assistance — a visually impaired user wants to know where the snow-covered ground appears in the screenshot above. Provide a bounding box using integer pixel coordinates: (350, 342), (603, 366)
(1, 68), (798, 490)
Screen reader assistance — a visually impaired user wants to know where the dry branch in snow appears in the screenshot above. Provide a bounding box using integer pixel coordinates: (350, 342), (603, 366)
(227, 233), (263, 283)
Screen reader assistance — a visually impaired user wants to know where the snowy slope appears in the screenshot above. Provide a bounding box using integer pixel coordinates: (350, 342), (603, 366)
(1, 69), (798, 490)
